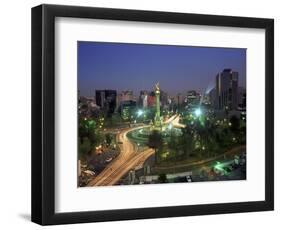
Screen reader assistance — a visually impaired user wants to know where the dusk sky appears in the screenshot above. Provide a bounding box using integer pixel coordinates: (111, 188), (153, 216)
(78, 41), (246, 97)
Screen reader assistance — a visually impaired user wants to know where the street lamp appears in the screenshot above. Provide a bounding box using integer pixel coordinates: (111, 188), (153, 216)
(194, 108), (202, 117)
(137, 109), (144, 117)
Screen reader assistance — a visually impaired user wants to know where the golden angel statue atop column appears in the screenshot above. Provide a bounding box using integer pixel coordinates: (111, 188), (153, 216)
(155, 82), (160, 91)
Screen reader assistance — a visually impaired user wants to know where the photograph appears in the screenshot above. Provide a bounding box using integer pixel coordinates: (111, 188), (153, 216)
(77, 41), (247, 187)
(30, 3), (274, 225)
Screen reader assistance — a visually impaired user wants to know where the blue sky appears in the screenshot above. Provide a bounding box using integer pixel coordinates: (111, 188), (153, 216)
(78, 41), (246, 97)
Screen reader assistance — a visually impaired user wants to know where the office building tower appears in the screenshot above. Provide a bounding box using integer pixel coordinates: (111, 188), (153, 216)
(215, 69), (239, 110)
(95, 90), (117, 114)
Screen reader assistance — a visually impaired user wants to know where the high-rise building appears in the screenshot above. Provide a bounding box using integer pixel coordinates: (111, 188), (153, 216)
(95, 90), (117, 114)
(120, 100), (137, 120)
(215, 69), (239, 110)
(187, 90), (200, 105)
(139, 90), (148, 108)
(119, 90), (134, 102)
(209, 88), (216, 106)
(160, 90), (168, 106)
(117, 90), (135, 109)
(238, 87), (246, 109)
(176, 93), (184, 107)
(147, 91), (156, 107)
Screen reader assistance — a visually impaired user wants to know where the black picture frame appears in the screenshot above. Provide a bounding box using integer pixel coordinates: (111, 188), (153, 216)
(31, 4), (274, 225)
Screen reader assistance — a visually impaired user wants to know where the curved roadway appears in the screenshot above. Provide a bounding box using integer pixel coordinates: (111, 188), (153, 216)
(88, 125), (154, 186)
(88, 115), (183, 186)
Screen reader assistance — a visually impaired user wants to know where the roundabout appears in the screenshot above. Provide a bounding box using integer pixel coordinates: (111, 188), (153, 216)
(127, 83), (184, 146)
(127, 122), (183, 146)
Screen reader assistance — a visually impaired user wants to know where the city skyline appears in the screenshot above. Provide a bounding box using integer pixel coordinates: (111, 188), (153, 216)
(78, 42), (247, 187)
(78, 41), (246, 97)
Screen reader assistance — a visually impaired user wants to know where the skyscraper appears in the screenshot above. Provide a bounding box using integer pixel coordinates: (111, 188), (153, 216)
(95, 90), (117, 114)
(120, 100), (137, 120)
(209, 88), (216, 106)
(147, 91), (156, 107)
(187, 90), (200, 106)
(215, 69), (239, 110)
(139, 90), (148, 108)
(119, 90), (134, 102)
(160, 90), (168, 107)
(238, 87), (246, 109)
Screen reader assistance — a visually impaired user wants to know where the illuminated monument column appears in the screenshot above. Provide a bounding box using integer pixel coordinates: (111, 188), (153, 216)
(154, 83), (162, 129)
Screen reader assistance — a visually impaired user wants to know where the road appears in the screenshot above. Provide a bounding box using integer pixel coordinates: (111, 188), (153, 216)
(88, 125), (154, 186)
(87, 114), (182, 186)
(171, 115), (186, 128)
(154, 145), (246, 173)
(164, 114), (177, 124)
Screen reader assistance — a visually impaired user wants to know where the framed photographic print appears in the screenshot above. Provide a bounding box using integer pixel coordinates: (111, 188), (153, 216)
(31, 4), (274, 225)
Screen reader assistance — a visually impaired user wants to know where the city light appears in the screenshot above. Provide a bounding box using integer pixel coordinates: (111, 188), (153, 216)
(168, 123), (173, 130)
(194, 108), (202, 117)
(78, 44), (247, 187)
(214, 161), (223, 171)
(137, 109), (144, 117)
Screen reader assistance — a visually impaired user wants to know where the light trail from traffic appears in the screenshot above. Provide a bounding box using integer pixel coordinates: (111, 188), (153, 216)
(88, 115), (183, 186)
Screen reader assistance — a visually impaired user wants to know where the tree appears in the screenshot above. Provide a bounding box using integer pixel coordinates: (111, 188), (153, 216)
(79, 118), (97, 144)
(180, 127), (194, 157)
(79, 137), (92, 158)
(79, 118), (89, 144)
(194, 120), (210, 158)
(168, 130), (178, 151)
(229, 115), (240, 134)
(88, 128), (103, 151)
(147, 130), (163, 163)
(158, 173), (168, 183)
(105, 133), (113, 146)
(167, 130), (181, 161)
(239, 125), (246, 144)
